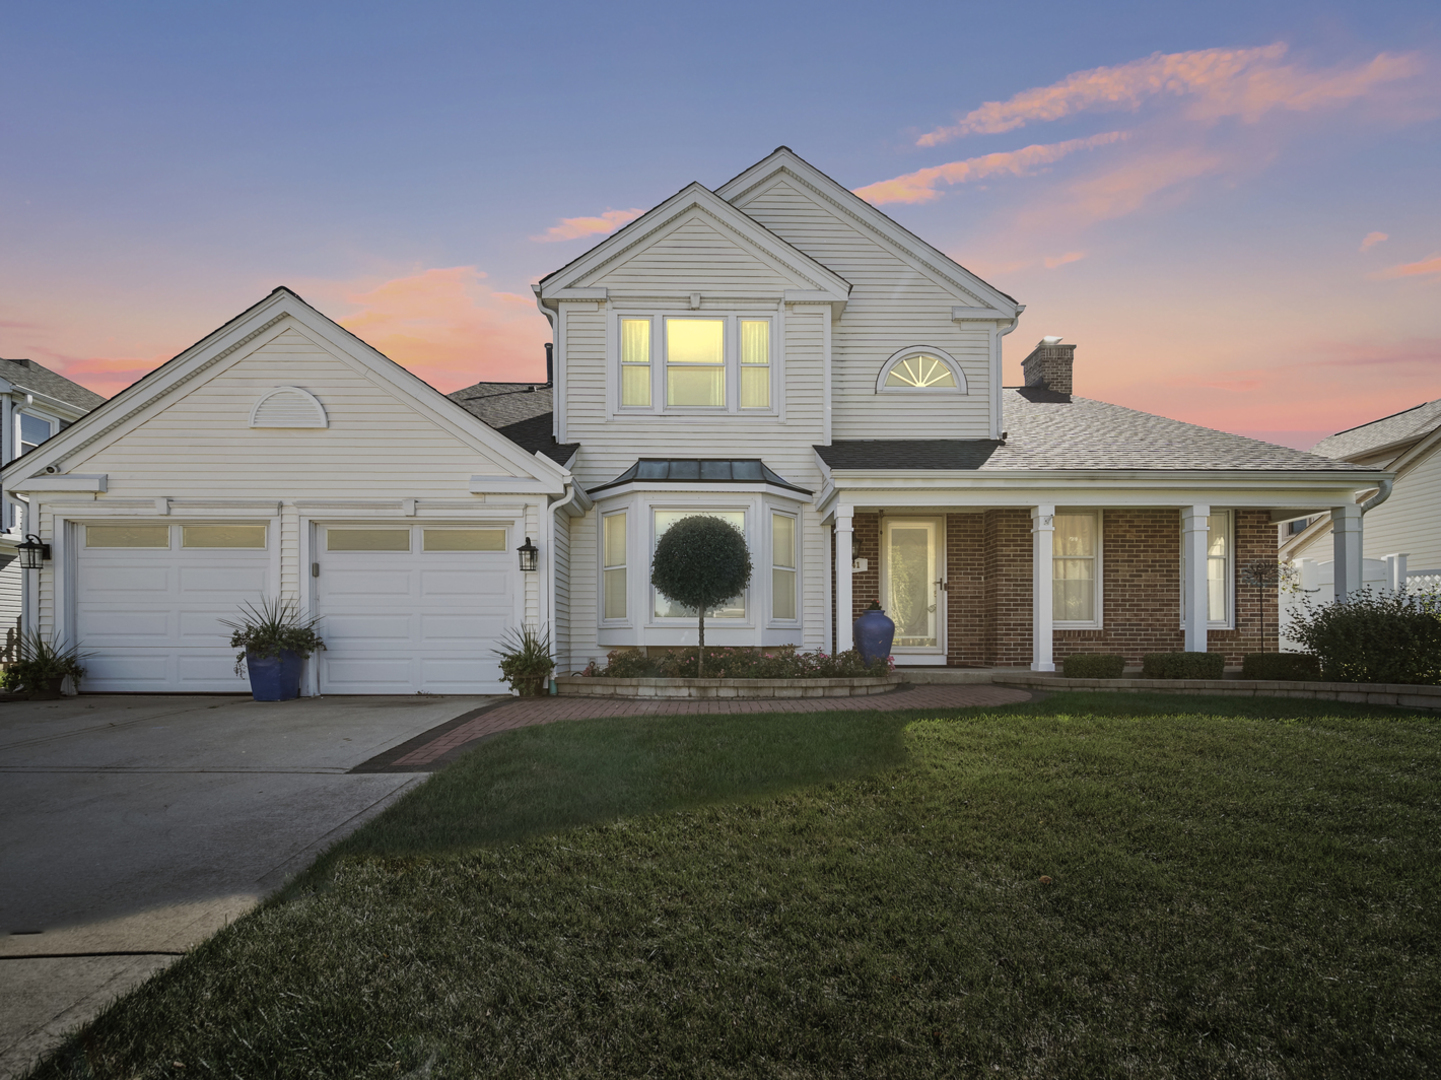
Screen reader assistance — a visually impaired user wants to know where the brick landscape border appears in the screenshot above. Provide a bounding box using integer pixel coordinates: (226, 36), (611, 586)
(555, 675), (901, 699)
(996, 674), (1441, 711)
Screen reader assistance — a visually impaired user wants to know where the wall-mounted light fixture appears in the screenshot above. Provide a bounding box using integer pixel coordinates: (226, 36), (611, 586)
(517, 536), (538, 573)
(17, 534), (50, 570)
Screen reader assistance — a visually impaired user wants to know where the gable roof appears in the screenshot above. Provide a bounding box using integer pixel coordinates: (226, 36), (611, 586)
(448, 381), (554, 428)
(2, 287), (570, 489)
(715, 147), (1019, 316)
(0, 357), (106, 412)
(536, 181), (850, 303)
(1311, 398), (1441, 461)
(816, 389), (1384, 473)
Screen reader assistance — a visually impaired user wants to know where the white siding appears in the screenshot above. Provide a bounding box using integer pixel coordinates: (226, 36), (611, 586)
(582, 211), (800, 297)
(731, 178), (996, 440)
(1358, 445), (1441, 569)
(552, 510), (571, 671)
(0, 558), (20, 652)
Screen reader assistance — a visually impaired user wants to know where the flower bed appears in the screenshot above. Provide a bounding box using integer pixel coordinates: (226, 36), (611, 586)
(564, 647), (898, 699)
(579, 646), (892, 681)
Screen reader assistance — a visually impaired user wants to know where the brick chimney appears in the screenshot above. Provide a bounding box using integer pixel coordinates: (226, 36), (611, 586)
(1021, 336), (1074, 396)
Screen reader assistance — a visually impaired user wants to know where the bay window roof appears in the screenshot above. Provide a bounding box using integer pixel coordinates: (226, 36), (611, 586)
(590, 458), (811, 494)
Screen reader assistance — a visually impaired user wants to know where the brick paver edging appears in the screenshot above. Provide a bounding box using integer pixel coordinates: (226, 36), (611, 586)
(360, 684), (1033, 773)
(997, 674), (1441, 711)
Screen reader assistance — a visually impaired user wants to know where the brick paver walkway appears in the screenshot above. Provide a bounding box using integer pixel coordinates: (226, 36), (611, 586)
(388, 683), (1032, 770)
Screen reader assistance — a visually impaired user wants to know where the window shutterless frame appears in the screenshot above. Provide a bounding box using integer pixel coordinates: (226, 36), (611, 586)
(601, 510), (629, 623)
(614, 313), (776, 415)
(1052, 510), (1103, 629)
(769, 510), (798, 623)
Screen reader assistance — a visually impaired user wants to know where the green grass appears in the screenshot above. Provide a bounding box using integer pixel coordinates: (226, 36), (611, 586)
(32, 693), (1441, 1079)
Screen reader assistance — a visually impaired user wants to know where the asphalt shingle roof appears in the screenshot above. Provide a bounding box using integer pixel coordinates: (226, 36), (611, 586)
(1311, 399), (1441, 461)
(0, 358), (105, 412)
(815, 388), (1381, 473)
(447, 381), (554, 429)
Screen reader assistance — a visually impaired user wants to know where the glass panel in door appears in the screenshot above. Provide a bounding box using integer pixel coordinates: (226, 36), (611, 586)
(885, 520), (939, 649)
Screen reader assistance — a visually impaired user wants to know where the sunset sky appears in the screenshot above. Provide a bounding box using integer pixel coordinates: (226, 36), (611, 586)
(3, 1), (1438, 449)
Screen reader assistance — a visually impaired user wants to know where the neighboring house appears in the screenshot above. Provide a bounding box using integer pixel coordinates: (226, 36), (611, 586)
(0, 148), (1389, 695)
(1279, 399), (1441, 586)
(0, 358), (106, 646)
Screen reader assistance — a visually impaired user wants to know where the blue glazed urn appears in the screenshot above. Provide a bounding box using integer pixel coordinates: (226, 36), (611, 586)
(246, 649), (304, 701)
(854, 604), (895, 668)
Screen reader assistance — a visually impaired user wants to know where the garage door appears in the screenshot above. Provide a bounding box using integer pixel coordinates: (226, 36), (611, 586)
(317, 525), (516, 694)
(77, 522), (272, 692)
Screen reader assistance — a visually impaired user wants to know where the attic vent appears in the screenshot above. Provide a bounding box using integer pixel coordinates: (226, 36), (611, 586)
(250, 387), (328, 429)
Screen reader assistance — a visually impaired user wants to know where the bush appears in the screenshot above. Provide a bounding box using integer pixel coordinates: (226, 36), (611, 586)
(493, 624), (556, 695)
(582, 646), (890, 680)
(220, 598), (325, 676)
(1141, 652), (1225, 679)
(0, 633), (88, 694)
(1287, 588), (1441, 685)
(1062, 653), (1126, 679)
(1240, 653), (1322, 681)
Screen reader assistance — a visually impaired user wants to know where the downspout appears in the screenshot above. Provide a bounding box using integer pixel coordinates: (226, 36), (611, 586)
(1359, 477), (1393, 514)
(532, 285), (559, 441)
(546, 478), (591, 685)
(994, 309), (1022, 441)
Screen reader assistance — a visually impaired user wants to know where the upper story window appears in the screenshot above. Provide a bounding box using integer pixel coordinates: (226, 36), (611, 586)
(17, 412), (55, 457)
(875, 347), (968, 394)
(619, 315), (773, 413)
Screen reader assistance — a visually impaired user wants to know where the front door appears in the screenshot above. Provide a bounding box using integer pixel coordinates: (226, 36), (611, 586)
(882, 517), (946, 664)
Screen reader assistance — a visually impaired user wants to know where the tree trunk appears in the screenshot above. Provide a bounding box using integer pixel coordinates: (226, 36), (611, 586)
(697, 609), (706, 678)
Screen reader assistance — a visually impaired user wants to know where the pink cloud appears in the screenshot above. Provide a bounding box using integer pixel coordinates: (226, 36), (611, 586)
(854, 132), (1126, 205)
(1056, 145), (1224, 224)
(531, 208), (645, 243)
(1043, 251), (1086, 269)
(917, 43), (1421, 146)
(1360, 231), (1389, 251)
(333, 266), (550, 391)
(1370, 254), (1441, 280)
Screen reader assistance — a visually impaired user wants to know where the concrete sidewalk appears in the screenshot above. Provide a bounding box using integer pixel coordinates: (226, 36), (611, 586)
(0, 693), (499, 1080)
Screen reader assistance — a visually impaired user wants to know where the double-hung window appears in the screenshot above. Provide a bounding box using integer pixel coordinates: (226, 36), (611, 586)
(652, 509), (747, 619)
(17, 412), (54, 457)
(603, 512), (628, 621)
(771, 511), (797, 622)
(1181, 511), (1233, 627)
(617, 315), (773, 413)
(1053, 512), (1101, 626)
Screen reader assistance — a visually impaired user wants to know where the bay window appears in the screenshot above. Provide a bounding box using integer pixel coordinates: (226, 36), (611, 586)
(652, 509), (746, 619)
(1053, 512), (1101, 626)
(771, 511), (796, 622)
(603, 511), (628, 621)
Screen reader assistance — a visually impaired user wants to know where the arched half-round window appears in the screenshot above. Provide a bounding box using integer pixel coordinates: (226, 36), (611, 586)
(249, 386), (328, 428)
(876, 347), (967, 394)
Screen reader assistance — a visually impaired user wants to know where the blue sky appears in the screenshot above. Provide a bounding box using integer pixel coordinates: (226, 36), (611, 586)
(2, 0), (1438, 446)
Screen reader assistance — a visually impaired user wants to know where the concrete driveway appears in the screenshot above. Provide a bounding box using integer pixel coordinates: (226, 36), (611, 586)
(0, 692), (501, 1079)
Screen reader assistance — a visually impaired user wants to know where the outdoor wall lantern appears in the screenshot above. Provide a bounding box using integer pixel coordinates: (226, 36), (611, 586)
(17, 534), (50, 570)
(517, 536), (538, 572)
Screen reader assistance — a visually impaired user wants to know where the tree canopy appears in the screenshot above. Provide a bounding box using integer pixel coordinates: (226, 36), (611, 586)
(651, 515), (752, 676)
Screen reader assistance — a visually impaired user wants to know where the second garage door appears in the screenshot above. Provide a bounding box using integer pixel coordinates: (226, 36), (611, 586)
(317, 524), (517, 695)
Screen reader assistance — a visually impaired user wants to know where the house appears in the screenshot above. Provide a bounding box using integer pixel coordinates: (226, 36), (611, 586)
(0, 358), (106, 647)
(1279, 399), (1441, 590)
(0, 148), (1389, 695)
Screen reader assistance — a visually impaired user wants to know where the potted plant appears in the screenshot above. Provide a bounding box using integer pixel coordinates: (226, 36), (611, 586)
(0, 633), (88, 699)
(221, 599), (325, 702)
(494, 624), (555, 696)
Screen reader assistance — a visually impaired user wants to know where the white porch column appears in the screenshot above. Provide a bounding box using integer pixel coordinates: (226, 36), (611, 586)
(1031, 505), (1054, 672)
(835, 506), (854, 653)
(1182, 504), (1210, 653)
(1332, 504), (1363, 602)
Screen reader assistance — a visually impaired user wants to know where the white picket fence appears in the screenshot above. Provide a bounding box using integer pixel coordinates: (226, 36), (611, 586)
(1279, 554), (1439, 653)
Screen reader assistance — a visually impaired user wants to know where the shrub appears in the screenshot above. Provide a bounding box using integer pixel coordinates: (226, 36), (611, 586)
(650, 515), (752, 677)
(1062, 653), (1125, 679)
(220, 598), (325, 675)
(582, 646), (889, 680)
(0, 633), (88, 694)
(493, 624), (556, 695)
(1240, 653), (1322, 681)
(1141, 652), (1225, 679)
(1287, 588), (1441, 684)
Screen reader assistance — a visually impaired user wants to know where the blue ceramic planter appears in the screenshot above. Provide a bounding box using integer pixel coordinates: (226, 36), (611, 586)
(246, 649), (304, 701)
(854, 607), (896, 668)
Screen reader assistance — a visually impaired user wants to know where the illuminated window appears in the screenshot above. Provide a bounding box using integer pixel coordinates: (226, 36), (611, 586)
(771, 512), (796, 621)
(1053, 513), (1100, 626)
(741, 320), (770, 409)
(652, 510), (746, 619)
(620, 319), (652, 407)
(603, 512), (627, 621)
(877, 348), (967, 393)
(619, 314), (774, 413)
(666, 319), (726, 408)
(1181, 511), (1233, 627)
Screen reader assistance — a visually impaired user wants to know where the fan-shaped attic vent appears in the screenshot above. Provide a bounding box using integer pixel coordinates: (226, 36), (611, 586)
(250, 386), (328, 429)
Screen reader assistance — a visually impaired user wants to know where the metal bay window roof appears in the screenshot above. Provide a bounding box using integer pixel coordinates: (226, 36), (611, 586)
(591, 458), (811, 494)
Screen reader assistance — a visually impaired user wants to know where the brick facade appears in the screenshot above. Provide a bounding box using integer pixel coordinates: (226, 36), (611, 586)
(841, 506), (1277, 668)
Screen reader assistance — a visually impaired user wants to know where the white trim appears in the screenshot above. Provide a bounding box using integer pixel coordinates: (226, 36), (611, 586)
(11, 474), (108, 493)
(1031, 505), (1055, 672)
(875, 346), (969, 395)
(880, 515), (947, 661)
(1181, 505), (1211, 652)
(610, 311), (780, 418)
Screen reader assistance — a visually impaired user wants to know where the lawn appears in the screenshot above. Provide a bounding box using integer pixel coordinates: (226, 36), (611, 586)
(31, 693), (1440, 1079)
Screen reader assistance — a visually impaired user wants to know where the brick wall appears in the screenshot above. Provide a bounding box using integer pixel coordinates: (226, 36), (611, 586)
(1208, 509), (1279, 663)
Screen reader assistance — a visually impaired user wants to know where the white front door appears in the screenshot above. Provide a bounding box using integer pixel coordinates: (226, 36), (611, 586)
(316, 524), (517, 694)
(882, 517), (946, 664)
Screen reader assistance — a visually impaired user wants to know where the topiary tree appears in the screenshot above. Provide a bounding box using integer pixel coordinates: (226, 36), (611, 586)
(651, 515), (752, 677)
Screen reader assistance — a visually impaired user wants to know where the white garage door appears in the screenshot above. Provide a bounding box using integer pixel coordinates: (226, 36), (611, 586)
(317, 525), (516, 695)
(77, 522), (272, 692)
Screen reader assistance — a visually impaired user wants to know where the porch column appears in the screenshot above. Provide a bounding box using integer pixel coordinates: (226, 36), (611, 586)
(1384, 553), (1407, 596)
(1031, 505), (1054, 672)
(1182, 504), (1210, 653)
(835, 506), (854, 653)
(1332, 503), (1362, 602)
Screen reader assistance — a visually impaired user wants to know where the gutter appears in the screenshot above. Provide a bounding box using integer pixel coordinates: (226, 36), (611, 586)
(1359, 477), (1393, 513)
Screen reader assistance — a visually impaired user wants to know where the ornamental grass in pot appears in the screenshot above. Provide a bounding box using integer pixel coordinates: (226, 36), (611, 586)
(494, 624), (555, 696)
(221, 599), (325, 702)
(0, 633), (89, 699)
